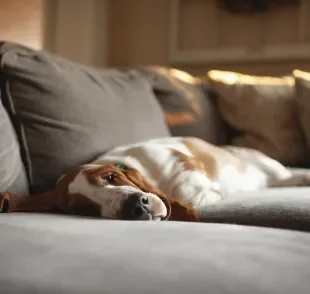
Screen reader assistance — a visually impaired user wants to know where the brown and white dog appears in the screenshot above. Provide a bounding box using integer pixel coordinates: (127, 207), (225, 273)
(1, 137), (310, 222)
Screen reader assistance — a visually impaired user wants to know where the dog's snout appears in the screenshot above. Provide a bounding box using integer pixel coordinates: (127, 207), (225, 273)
(123, 193), (151, 220)
(132, 194), (149, 218)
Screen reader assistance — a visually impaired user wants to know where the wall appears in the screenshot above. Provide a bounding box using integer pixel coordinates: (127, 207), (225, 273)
(0, 0), (108, 66)
(0, 0), (43, 49)
(4, 0), (310, 76)
(108, 0), (310, 76)
(108, 0), (170, 67)
(43, 0), (108, 67)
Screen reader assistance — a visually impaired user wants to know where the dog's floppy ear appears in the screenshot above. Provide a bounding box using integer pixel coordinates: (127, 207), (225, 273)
(166, 199), (199, 222)
(55, 166), (101, 217)
(123, 168), (199, 222)
(0, 165), (102, 217)
(66, 193), (101, 217)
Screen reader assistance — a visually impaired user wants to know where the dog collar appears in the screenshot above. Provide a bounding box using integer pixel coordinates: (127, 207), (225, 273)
(114, 163), (128, 170)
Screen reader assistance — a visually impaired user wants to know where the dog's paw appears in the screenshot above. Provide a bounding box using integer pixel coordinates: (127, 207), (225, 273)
(270, 173), (310, 188)
(0, 193), (10, 212)
(293, 174), (310, 187)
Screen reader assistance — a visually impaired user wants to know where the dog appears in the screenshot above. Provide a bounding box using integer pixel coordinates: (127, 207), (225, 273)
(1, 136), (310, 222)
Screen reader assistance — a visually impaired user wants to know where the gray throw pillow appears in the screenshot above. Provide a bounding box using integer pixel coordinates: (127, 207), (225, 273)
(0, 42), (170, 193)
(138, 66), (225, 145)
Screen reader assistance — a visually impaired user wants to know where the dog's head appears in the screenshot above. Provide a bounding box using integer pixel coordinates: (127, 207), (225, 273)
(57, 164), (199, 222)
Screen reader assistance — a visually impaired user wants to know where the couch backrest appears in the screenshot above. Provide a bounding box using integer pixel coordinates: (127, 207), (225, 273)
(0, 85), (28, 194)
(0, 41), (226, 194)
(0, 42), (170, 193)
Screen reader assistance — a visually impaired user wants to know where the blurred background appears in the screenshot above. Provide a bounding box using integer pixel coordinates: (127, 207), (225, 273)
(1, 0), (310, 76)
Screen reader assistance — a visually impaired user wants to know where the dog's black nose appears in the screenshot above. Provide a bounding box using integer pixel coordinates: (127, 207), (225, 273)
(123, 193), (151, 220)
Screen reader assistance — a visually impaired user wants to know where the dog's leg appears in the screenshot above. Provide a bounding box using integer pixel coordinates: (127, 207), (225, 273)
(224, 146), (310, 188)
(0, 191), (57, 213)
(268, 172), (310, 188)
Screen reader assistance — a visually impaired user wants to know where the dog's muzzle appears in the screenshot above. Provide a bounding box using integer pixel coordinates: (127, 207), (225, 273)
(122, 192), (169, 221)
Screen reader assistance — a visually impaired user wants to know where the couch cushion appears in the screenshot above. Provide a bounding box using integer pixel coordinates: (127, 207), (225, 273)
(293, 69), (310, 163)
(0, 42), (170, 193)
(0, 93), (28, 194)
(0, 214), (310, 294)
(206, 70), (307, 166)
(199, 187), (310, 232)
(139, 66), (225, 145)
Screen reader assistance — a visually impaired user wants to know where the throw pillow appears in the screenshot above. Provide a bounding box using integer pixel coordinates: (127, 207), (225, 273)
(206, 70), (307, 166)
(292, 69), (310, 162)
(138, 66), (225, 145)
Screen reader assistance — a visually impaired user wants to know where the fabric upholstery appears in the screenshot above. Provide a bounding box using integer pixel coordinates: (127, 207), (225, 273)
(199, 187), (310, 232)
(207, 70), (307, 166)
(293, 69), (310, 163)
(0, 95), (28, 194)
(0, 42), (170, 193)
(139, 66), (225, 145)
(0, 214), (310, 294)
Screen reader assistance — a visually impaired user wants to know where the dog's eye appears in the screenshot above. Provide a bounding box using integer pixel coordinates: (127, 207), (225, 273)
(104, 174), (117, 185)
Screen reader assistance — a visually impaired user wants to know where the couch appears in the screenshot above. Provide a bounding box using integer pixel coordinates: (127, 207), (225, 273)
(0, 41), (310, 293)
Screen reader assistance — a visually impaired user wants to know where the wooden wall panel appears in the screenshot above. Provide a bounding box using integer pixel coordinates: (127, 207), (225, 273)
(0, 0), (43, 49)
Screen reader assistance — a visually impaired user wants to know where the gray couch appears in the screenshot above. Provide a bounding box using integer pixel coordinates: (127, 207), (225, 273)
(1, 41), (310, 293)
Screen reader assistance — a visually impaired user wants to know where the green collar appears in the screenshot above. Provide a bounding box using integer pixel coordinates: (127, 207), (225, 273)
(114, 163), (128, 170)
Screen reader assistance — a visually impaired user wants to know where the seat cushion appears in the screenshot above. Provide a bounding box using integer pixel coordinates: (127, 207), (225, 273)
(199, 187), (310, 231)
(0, 94), (28, 194)
(0, 214), (310, 294)
(0, 41), (170, 193)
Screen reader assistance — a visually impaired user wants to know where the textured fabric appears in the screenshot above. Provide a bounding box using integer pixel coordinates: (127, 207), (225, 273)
(0, 42), (170, 193)
(0, 214), (310, 294)
(0, 98), (28, 194)
(207, 70), (307, 166)
(139, 66), (225, 145)
(199, 187), (310, 231)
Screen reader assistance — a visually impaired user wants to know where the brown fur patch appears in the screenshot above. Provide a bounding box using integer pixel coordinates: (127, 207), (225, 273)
(0, 191), (56, 213)
(182, 137), (247, 180)
(171, 149), (205, 172)
(55, 166), (86, 211)
(67, 192), (101, 217)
